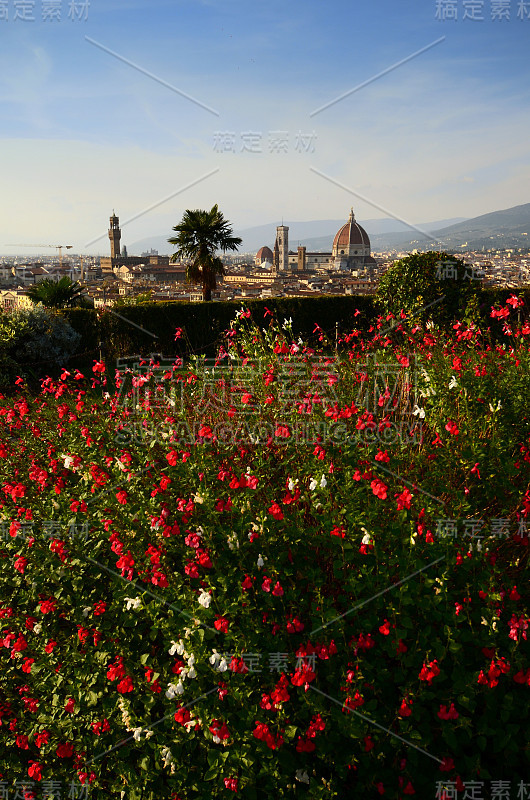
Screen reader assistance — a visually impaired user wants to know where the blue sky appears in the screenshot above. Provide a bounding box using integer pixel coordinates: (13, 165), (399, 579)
(1, 0), (529, 253)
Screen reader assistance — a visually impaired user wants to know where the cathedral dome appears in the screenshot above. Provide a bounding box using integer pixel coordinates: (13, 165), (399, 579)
(332, 209), (370, 253)
(256, 246), (274, 263)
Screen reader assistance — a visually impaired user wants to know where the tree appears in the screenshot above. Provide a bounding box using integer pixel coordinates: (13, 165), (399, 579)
(26, 276), (86, 309)
(376, 251), (482, 326)
(168, 205), (242, 301)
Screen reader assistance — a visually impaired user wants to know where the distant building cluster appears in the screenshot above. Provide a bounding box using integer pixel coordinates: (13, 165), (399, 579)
(0, 209), (529, 312)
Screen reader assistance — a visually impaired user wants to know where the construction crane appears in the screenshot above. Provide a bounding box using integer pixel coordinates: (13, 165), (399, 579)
(5, 244), (73, 268)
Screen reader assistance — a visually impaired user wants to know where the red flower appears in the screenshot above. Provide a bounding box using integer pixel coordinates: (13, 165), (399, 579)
(296, 736), (315, 752)
(291, 662), (316, 688)
(56, 742), (74, 758)
(174, 707), (191, 725)
(16, 735), (29, 749)
(12, 633), (28, 652)
(64, 697), (75, 713)
(445, 420), (459, 436)
(35, 731), (50, 748)
(268, 503), (284, 521)
(28, 762), (42, 781)
(241, 575), (253, 590)
(14, 557), (28, 574)
(330, 525), (346, 538)
(370, 479), (388, 500)
(379, 619), (390, 636)
(272, 581), (284, 597)
(396, 488), (412, 510)
(116, 489), (128, 504)
(39, 598), (57, 614)
(224, 777), (238, 792)
(22, 658), (35, 673)
(92, 361), (105, 374)
(214, 616), (229, 633)
(364, 735), (375, 752)
(418, 659), (440, 684)
(117, 676), (134, 693)
(438, 702), (459, 720)
(209, 718), (230, 740)
(399, 698), (412, 717)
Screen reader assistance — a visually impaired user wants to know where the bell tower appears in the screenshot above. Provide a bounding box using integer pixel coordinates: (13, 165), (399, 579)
(109, 211), (121, 260)
(276, 225), (289, 272)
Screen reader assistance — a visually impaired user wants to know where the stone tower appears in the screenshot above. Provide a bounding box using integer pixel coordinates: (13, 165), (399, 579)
(276, 225), (289, 272)
(273, 236), (279, 274)
(109, 212), (121, 260)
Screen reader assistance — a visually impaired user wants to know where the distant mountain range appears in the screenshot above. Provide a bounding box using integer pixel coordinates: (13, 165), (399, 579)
(128, 203), (529, 256)
(369, 202), (530, 252)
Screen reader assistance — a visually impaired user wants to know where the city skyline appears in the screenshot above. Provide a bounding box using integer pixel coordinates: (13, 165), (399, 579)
(1, 0), (529, 252)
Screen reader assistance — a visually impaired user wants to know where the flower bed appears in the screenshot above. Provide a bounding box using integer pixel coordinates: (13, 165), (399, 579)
(0, 302), (529, 799)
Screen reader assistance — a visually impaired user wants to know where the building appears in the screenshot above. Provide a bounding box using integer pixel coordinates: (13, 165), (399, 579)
(258, 209), (377, 276)
(100, 212), (171, 275)
(0, 290), (32, 311)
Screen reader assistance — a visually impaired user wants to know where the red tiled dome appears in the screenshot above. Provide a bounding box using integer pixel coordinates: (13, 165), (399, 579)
(256, 246), (274, 261)
(333, 210), (370, 251)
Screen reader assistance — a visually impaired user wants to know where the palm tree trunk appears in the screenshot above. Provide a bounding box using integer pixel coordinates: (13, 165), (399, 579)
(203, 286), (212, 302)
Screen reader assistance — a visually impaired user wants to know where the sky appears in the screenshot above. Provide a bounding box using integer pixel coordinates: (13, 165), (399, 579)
(1, 0), (529, 254)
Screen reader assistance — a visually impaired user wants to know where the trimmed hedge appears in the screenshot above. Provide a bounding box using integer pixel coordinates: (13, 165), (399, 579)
(59, 287), (530, 367)
(61, 296), (378, 364)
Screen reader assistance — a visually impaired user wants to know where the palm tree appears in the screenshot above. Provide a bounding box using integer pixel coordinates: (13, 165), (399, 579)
(26, 276), (86, 309)
(168, 205), (242, 301)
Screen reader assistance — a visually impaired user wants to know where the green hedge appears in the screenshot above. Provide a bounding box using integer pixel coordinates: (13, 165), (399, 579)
(59, 287), (530, 367)
(61, 296), (378, 364)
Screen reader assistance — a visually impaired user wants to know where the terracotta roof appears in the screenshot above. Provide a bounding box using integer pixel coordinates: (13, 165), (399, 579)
(333, 220), (370, 250)
(256, 246), (274, 261)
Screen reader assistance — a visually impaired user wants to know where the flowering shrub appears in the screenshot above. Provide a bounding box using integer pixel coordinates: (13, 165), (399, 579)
(0, 305), (81, 386)
(0, 302), (528, 798)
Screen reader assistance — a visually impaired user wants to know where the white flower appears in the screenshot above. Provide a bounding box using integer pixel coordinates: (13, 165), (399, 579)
(133, 727), (142, 742)
(188, 666), (197, 679)
(227, 532), (239, 550)
(33, 623), (42, 635)
(257, 555), (265, 568)
(125, 597), (141, 611)
(209, 650), (220, 666)
(298, 337), (303, 345)
(282, 317), (293, 329)
(63, 455), (75, 470)
(309, 478), (317, 491)
(82, 606), (91, 618)
(175, 680), (184, 694)
(295, 770), (310, 784)
(319, 475), (327, 488)
(198, 591), (211, 608)
(217, 658), (228, 672)
(488, 400), (502, 413)
(187, 654), (195, 666)
(180, 668), (188, 680)
(288, 478), (296, 492)
(412, 404), (425, 419)
(449, 376), (459, 389)
(161, 746), (173, 767)
(165, 684), (178, 699)
(169, 639), (185, 657)
(194, 493), (204, 504)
